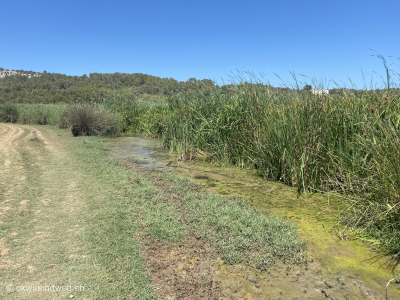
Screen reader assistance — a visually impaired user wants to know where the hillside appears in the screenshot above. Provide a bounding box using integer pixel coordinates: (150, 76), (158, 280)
(0, 69), (215, 103)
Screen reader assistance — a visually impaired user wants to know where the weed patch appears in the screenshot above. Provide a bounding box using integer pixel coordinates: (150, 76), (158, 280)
(154, 170), (306, 270)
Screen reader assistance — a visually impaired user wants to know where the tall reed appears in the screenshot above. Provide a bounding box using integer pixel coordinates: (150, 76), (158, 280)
(158, 77), (400, 266)
(0, 104), (70, 126)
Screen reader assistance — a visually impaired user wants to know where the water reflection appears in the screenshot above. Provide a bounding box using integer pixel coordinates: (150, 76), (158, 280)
(107, 136), (177, 169)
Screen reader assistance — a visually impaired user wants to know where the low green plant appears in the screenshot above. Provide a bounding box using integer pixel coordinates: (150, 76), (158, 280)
(183, 193), (306, 269)
(156, 171), (306, 270)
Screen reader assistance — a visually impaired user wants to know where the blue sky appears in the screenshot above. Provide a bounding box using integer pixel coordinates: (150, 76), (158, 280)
(1, 0), (399, 88)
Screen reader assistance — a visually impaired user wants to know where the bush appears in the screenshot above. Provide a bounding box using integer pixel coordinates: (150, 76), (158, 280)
(0, 104), (19, 123)
(57, 109), (69, 129)
(67, 105), (120, 137)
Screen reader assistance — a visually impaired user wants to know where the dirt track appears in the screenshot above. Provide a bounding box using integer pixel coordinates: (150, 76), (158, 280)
(0, 124), (91, 299)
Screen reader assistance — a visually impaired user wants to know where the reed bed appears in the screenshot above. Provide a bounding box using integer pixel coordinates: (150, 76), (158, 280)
(1, 103), (70, 126)
(158, 80), (400, 267)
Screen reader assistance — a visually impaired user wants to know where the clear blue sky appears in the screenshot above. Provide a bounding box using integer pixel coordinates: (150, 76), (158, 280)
(1, 0), (399, 88)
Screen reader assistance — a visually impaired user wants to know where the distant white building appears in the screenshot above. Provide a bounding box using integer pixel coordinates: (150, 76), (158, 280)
(0, 69), (41, 79)
(0, 70), (18, 78)
(312, 89), (329, 96)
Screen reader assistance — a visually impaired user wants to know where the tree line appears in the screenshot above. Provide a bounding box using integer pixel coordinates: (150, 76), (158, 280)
(0, 71), (216, 103)
(1, 68), (397, 104)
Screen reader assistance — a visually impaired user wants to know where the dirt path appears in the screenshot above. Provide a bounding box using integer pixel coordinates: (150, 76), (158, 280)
(0, 124), (93, 299)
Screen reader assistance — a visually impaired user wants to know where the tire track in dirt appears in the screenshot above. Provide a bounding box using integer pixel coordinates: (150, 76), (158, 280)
(0, 124), (25, 170)
(0, 123), (90, 299)
(0, 124), (30, 225)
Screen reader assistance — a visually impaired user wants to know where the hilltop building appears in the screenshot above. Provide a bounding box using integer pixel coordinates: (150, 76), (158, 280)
(312, 89), (329, 96)
(0, 69), (41, 79)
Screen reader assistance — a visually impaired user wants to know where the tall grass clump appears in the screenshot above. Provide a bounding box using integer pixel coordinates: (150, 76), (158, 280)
(161, 76), (400, 191)
(95, 90), (139, 132)
(94, 90), (168, 136)
(335, 117), (400, 268)
(0, 103), (19, 123)
(15, 103), (70, 126)
(67, 104), (120, 137)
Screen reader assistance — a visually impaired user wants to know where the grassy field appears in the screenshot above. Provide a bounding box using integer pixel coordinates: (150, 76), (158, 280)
(0, 124), (306, 299)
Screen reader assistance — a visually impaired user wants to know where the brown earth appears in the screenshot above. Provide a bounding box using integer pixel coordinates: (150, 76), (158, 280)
(142, 226), (389, 300)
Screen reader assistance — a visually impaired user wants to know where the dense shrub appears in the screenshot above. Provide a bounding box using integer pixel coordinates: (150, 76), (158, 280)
(67, 105), (120, 137)
(57, 109), (70, 129)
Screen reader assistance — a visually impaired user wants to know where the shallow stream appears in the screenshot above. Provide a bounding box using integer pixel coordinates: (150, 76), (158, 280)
(107, 135), (400, 299)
